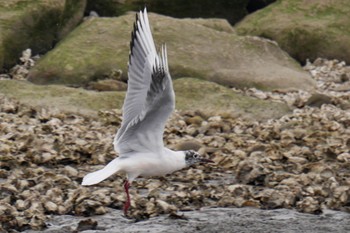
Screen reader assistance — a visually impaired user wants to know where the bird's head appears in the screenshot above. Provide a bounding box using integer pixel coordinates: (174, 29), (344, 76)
(184, 150), (214, 166)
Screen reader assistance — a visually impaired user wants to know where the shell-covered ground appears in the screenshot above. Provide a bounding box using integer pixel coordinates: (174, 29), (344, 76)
(1, 58), (350, 232)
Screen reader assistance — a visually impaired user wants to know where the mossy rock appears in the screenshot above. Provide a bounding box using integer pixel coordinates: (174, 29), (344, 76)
(28, 12), (315, 91)
(0, 79), (123, 115)
(0, 78), (290, 120)
(28, 17), (130, 86)
(173, 78), (291, 120)
(0, 0), (86, 71)
(235, 0), (350, 64)
(58, 0), (87, 40)
(85, 0), (252, 25)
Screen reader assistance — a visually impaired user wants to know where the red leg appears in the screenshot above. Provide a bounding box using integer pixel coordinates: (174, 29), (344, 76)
(123, 180), (131, 215)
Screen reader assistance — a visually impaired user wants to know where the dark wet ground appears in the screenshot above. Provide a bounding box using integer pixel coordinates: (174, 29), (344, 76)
(25, 207), (350, 233)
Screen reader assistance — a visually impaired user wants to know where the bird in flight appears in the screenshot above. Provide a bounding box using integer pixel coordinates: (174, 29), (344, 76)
(82, 7), (213, 216)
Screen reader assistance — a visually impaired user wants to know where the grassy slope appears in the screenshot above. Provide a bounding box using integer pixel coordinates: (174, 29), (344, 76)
(0, 78), (290, 120)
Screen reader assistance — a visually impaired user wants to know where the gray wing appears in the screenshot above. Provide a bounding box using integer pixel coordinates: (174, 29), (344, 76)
(113, 8), (174, 154)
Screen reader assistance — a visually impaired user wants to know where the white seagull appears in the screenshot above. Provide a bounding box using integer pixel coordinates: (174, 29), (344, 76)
(82, 8), (213, 215)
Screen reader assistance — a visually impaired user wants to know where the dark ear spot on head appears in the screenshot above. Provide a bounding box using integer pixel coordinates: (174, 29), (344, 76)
(185, 150), (201, 166)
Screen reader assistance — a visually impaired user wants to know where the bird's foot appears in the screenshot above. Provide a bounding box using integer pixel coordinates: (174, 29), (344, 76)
(123, 200), (130, 216)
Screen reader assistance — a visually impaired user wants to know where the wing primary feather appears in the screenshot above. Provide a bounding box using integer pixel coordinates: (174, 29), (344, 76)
(160, 45), (164, 70)
(161, 44), (166, 71)
(132, 43), (147, 66)
(138, 10), (144, 29)
(130, 12), (151, 66)
(143, 8), (156, 54)
(139, 9), (154, 55)
(137, 10), (151, 51)
(164, 44), (168, 70)
(135, 27), (150, 56)
(129, 19), (139, 65)
(135, 11), (139, 23)
(129, 32), (135, 64)
(133, 49), (145, 66)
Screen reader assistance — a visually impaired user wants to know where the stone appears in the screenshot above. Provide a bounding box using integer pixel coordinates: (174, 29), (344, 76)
(0, 78), (290, 121)
(87, 79), (127, 92)
(0, 0), (86, 71)
(85, 0), (264, 25)
(28, 12), (315, 91)
(236, 0), (350, 64)
(174, 140), (203, 151)
(305, 93), (332, 107)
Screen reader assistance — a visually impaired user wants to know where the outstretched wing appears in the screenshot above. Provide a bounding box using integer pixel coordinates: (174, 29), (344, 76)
(113, 8), (174, 154)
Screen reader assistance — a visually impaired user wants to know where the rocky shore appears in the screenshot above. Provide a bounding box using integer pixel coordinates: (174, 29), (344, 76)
(1, 58), (349, 232)
(26, 208), (350, 233)
(1, 1), (350, 232)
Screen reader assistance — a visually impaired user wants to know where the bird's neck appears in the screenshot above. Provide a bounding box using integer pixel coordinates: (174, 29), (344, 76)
(163, 148), (187, 170)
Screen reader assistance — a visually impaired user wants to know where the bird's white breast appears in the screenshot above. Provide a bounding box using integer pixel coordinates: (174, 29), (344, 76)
(118, 149), (186, 182)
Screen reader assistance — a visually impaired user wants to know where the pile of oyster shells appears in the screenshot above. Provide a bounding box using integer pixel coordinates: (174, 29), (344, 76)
(1, 58), (350, 231)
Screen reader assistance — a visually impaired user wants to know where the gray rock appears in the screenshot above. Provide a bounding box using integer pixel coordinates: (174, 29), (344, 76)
(87, 79), (127, 92)
(85, 0), (259, 25)
(305, 93), (333, 107)
(0, 78), (291, 121)
(174, 140), (203, 151)
(28, 12), (315, 91)
(24, 207), (350, 233)
(0, 0), (86, 71)
(236, 0), (350, 64)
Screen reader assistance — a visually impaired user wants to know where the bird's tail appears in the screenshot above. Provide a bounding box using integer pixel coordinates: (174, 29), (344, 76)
(82, 158), (120, 186)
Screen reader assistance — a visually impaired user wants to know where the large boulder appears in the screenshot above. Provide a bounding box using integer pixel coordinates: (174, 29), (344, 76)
(85, 0), (276, 25)
(235, 0), (350, 64)
(0, 0), (86, 71)
(28, 12), (315, 91)
(0, 78), (290, 120)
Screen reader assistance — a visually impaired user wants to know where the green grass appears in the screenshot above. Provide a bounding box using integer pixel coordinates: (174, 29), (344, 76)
(0, 80), (124, 116)
(0, 79), (290, 121)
